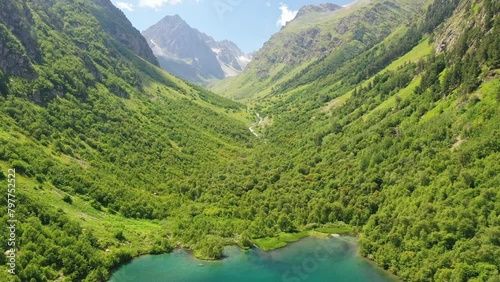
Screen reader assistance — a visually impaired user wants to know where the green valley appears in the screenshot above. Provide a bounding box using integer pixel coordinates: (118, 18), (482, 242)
(0, 0), (499, 281)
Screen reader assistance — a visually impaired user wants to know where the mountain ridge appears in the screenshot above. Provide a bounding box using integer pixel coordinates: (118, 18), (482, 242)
(209, 0), (425, 100)
(295, 3), (342, 19)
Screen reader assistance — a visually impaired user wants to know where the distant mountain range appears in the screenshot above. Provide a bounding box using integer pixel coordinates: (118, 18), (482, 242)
(142, 15), (251, 85)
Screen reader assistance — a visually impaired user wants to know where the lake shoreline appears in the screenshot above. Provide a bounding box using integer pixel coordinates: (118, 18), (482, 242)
(270, 234), (402, 282)
(252, 225), (356, 251)
(108, 233), (402, 282)
(108, 221), (403, 282)
(356, 253), (403, 282)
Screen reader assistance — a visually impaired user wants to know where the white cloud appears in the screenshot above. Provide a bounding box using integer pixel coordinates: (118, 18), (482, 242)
(114, 1), (134, 11)
(276, 3), (297, 27)
(138, 0), (183, 9)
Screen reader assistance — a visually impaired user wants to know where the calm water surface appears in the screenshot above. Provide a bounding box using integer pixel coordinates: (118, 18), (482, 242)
(110, 236), (396, 282)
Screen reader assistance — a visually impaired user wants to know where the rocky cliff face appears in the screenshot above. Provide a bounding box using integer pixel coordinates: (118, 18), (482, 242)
(0, 0), (158, 84)
(142, 15), (251, 84)
(90, 0), (159, 66)
(0, 0), (164, 103)
(295, 3), (342, 19)
(204, 36), (252, 77)
(0, 0), (39, 79)
(143, 15), (224, 83)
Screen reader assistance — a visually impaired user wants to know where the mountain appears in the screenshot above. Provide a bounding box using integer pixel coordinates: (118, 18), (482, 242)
(204, 36), (252, 77)
(209, 0), (423, 100)
(142, 15), (251, 85)
(295, 3), (342, 19)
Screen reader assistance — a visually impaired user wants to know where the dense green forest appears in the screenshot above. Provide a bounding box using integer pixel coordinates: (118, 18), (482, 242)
(215, 0), (500, 280)
(0, 0), (253, 281)
(0, 0), (499, 281)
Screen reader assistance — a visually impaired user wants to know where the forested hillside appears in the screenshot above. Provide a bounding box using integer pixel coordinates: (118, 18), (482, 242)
(0, 0), (499, 281)
(0, 0), (251, 281)
(215, 0), (499, 280)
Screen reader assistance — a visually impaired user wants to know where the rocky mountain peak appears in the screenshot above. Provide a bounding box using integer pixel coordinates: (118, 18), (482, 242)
(295, 3), (342, 19)
(142, 14), (251, 84)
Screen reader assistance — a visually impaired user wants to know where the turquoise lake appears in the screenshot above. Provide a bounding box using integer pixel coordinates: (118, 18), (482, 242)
(110, 236), (397, 282)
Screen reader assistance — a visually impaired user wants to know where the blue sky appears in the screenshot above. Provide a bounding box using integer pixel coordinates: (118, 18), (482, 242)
(113, 0), (352, 53)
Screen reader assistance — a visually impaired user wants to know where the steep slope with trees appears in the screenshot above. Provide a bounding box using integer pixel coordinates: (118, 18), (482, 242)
(0, 0), (251, 280)
(223, 0), (499, 280)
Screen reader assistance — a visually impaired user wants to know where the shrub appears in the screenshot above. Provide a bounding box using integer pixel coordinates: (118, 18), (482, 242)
(62, 195), (73, 204)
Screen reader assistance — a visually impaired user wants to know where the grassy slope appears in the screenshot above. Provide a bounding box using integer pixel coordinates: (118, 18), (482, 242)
(252, 28), (433, 121)
(0, 163), (166, 253)
(361, 38), (433, 120)
(254, 225), (355, 251)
